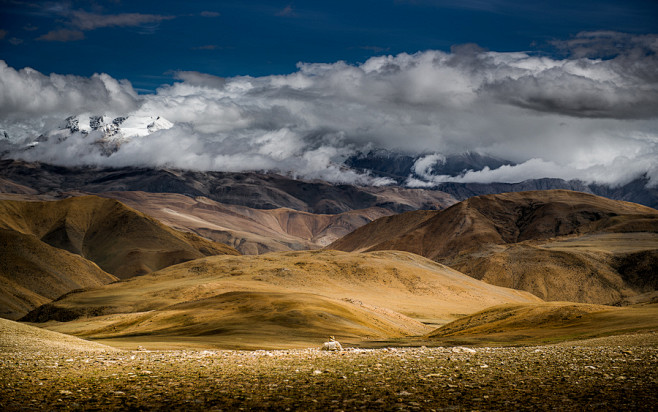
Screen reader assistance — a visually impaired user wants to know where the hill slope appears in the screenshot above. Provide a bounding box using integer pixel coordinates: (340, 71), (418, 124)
(426, 302), (658, 346)
(25, 250), (540, 349)
(0, 229), (117, 320)
(0, 196), (239, 279)
(0, 317), (116, 353)
(97, 191), (394, 254)
(330, 190), (658, 304)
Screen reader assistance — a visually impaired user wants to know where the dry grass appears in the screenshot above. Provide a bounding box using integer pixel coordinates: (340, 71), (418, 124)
(26, 250), (539, 349)
(426, 302), (658, 346)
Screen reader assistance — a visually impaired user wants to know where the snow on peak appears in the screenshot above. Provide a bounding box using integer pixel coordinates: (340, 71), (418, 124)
(36, 114), (175, 155)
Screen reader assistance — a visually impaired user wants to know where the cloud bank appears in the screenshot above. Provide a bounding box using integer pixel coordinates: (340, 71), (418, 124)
(1, 32), (657, 187)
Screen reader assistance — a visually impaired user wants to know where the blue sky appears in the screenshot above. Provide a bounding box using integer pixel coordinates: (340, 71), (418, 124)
(1, 0), (657, 91)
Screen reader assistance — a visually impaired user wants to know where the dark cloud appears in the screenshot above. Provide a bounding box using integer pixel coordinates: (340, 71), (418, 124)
(0, 30), (6, 40)
(551, 31), (658, 59)
(200, 11), (220, 18)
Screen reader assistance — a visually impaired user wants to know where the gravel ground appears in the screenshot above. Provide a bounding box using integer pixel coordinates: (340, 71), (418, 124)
(1, 334), (657, 411)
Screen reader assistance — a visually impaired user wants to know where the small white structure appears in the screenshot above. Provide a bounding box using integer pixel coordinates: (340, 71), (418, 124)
(321, 336), (343, 351)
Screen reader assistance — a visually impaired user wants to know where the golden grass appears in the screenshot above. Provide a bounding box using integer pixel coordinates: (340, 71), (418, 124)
(33, 250), (540, 349)
(0, 196), (239, 279)
(425, 302), (658, 346)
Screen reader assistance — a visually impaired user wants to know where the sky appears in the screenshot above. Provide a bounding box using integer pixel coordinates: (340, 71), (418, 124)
(1, 0), (657, 187)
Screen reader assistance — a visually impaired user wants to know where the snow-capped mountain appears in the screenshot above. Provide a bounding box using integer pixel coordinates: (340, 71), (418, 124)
(31, 114), (174, 155)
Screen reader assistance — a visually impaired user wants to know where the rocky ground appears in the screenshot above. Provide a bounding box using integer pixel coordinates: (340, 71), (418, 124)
(1, 333), (657, 411)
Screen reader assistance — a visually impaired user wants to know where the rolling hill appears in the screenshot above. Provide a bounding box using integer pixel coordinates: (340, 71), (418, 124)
(0, 229), (117, 320)
(0, 196), (239, 279)
(24, 250), (540, 349)
(96, 191), (394, 254)
(0, 317), (117, 353)
(0, 196), (239, 320)
(426, 301), (658, 346)
(329, 190), (658, 304)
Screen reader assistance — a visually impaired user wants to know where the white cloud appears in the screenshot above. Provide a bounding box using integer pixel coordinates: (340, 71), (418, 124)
(0, 61), (139, 123)
(2, 33), (658, 187)
(36, 29), (85, 42)
(69, 11), (174, 31)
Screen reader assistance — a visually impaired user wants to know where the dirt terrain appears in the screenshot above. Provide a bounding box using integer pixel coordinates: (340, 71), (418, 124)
(1, 324), (656, 411)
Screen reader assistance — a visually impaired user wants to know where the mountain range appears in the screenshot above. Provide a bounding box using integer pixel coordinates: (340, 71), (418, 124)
(330, 190), (658, 305)
(0, 154), (657, 349)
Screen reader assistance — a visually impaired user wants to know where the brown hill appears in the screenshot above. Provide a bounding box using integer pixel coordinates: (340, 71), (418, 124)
(0, 317), (117, 353)
(0, 229), (117, 320)
(97, 191), (394, 254)
(425, 301), (658, 346)
(329, 190), (658, 304)
(0, 196), (239, 279)
(26, 250), (540, 349)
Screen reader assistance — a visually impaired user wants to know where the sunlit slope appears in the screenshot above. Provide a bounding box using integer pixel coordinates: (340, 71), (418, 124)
(0, 196), (239, 278)
(445, 233), (658, 303)
(99, 191), (394, 254)
(45, 291), (432, 350)
(426, 302), (658, 346)
(0, 317), (116, 353)
(330, 190), (658, 304)
(0, 229), (117, 320)
(26, 250), (540, 348)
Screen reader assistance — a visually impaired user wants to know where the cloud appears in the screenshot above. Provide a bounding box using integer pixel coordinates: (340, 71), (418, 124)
(358, 46), (392, 54)
(36, 29), (84, 42)
(69, 10), (174, 31)
(276, 5), (295, 17)
(0, 60), (139, 122)
(200, 11), (220, 17)
(9, 37), (23, 45)
(2, 33), (658, 187)
(0, 30), (6, 40)
(193, 45), (220, 51)
(551, 31), (658, 59)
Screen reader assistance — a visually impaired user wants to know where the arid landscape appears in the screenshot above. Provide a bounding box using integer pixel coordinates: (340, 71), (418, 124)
(2, 2), (658, 407)
(1, 164), (657, 410)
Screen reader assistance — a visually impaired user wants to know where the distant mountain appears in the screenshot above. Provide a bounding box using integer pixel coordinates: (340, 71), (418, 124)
(345, 149), (658, 209)
(345, 149), (514, 182)
(0, 159), (456, 214)
(26, 114), (173, 155)
(98, 191), (394, 254)
(434, 177), (658, 210)
(329, 190), (658, 304)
